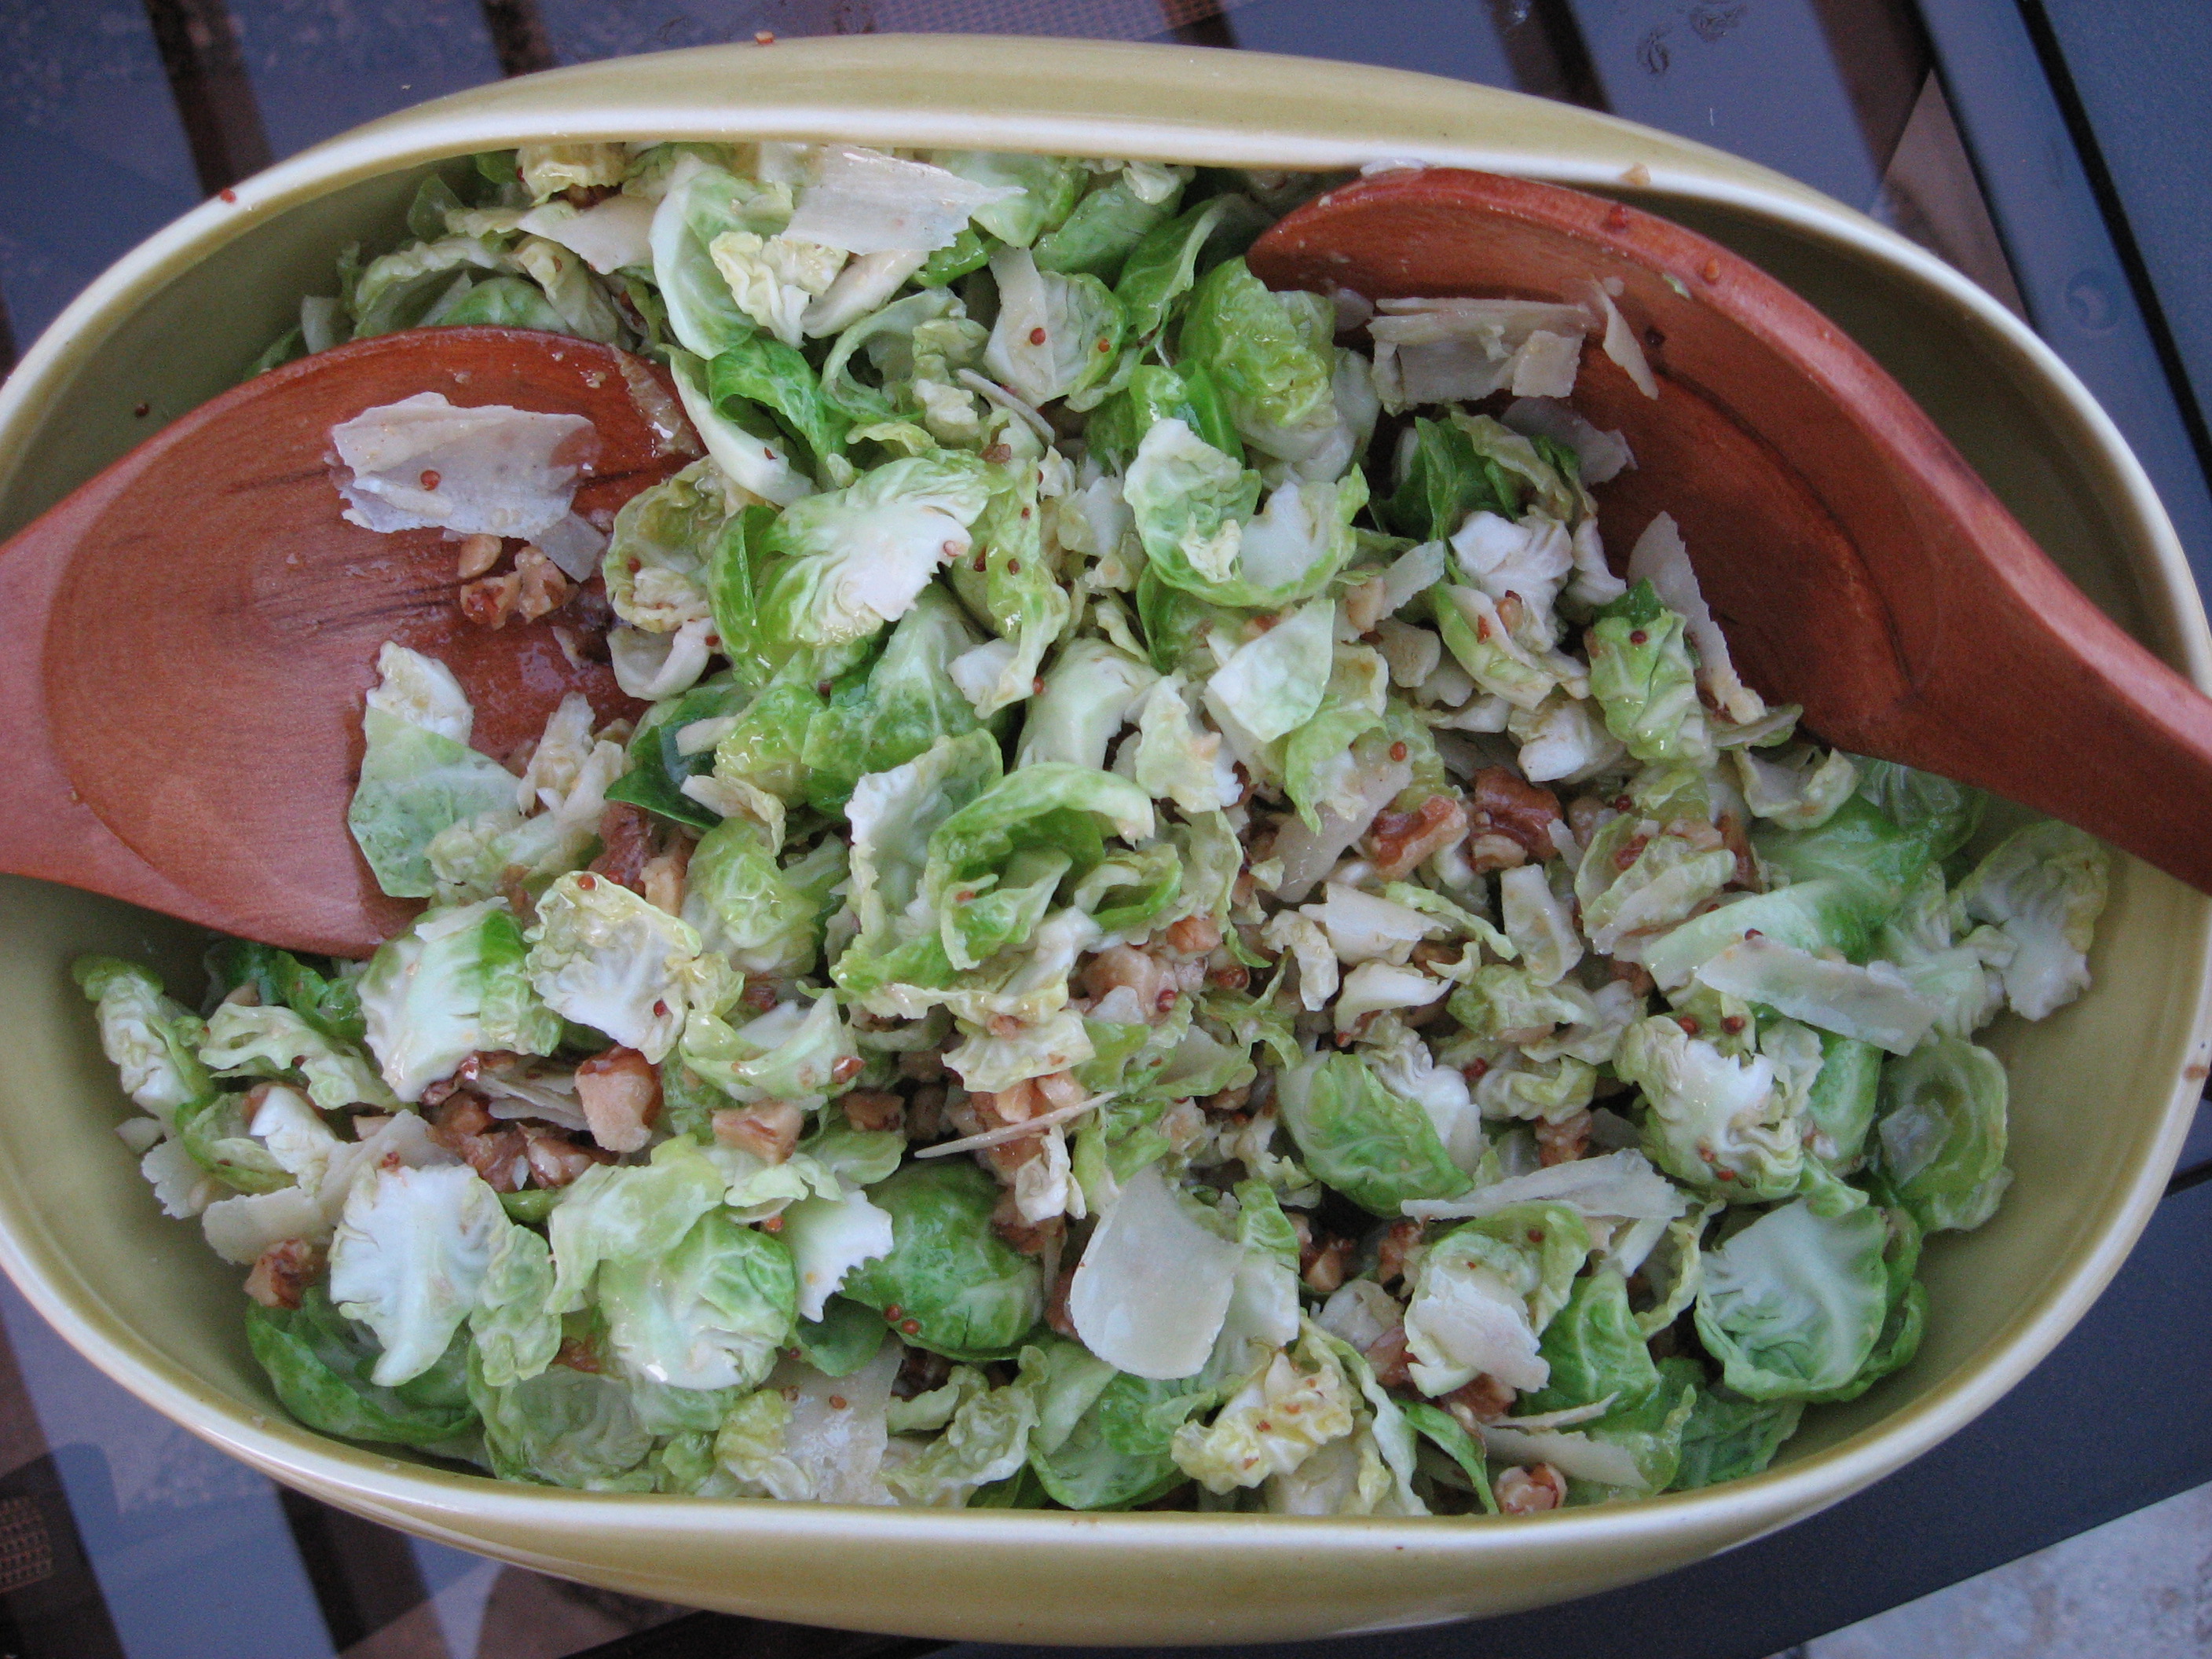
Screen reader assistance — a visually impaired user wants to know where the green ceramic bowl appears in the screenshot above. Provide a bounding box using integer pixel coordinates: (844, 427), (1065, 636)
(0, 37), (2206, 1645)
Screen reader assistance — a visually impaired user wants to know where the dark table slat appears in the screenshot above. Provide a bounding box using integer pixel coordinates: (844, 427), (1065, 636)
(1917, 0), (2212, 602)
(225, 0), (505, 166)
(2027, 0), (2212, 489)
(1558, 0), (1911, 211)
(0, 1), (203, 363)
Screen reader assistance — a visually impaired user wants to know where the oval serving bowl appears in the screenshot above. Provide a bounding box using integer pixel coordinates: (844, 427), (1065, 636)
(1, 36), (2208, 1646)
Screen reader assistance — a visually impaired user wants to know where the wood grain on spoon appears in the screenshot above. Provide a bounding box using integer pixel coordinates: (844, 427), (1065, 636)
(1248, 169), (2212, 892)
(0, 328), (693, 958)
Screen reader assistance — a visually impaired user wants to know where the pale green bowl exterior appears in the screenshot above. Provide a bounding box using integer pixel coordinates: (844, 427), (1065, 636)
(0, 37), (2207, 1645)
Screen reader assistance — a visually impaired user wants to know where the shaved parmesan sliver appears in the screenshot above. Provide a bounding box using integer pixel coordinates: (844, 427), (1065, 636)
(786, 146), (1023, 254)
(1404, 1149), (1690, 1223)
(518, 193), (655, 274)
(1696, 936), (1941, 1055)
(1625, 512), (1766, 723)
(1576, 278), (1658, 398)
(331, 393), (597, 540)
(1480, 1422), (1650, 1489)
(1068, 1163), (1240, 1379)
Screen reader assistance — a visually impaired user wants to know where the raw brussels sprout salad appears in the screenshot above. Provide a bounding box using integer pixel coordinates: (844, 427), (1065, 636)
(77, 141), (2112, 1514)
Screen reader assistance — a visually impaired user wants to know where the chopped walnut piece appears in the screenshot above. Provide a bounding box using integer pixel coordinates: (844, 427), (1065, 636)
(1301, 1236), (1354, 1295)
(990, 1188), (1065, 1256)
(1366, 795), (1470, 881)
(1203, 1080), (1253, 1115)
(1363, 1325), (1412, 1390)
(1161, 914), (1223, 956)
(1610, 958), (1657, 997)
(426, 1090), (529, 1190)
(1468, 767), (1565, 862)
(454, 533), (503, 580)
(713, 1100), (804, 1163)
(1717, 809), (1763, 890)
(460, 572), (522, 628)
(521, 1124), (611, 1187)
(1376, 1218), (1424, 1287)
(1079, 944), (1166, 1015)
(575, 1046), (663, 1153)
(1044, 1256), (1079, 1339)
(894, 1344), (952, 1399)
(427, 1090), (496, 1142)
(555, 1335), (604, 1374)
(1032, 1071), (1087, 1112)
(1534, 1109), (1594, 1166)
(513, 545), (572, 621)
(244, 1239), (324, 1309)
(588, 802), (656, 894)
(970, 1080), (1039, 1128)
(1445, 1372), (1518, 1423)
(896, 1049), (947, 1082)
(1464, 832), (1530, 873)
(639, 839), (690, 914)
(840, 1090), (906, 1133)
(907, 1086), (947, 1141)
(1496, 1463), (1569, 1514)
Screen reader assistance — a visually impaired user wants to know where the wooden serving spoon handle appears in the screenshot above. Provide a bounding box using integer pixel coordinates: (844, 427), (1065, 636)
(0, 328), (694, 958)
(1250, 170), (2212, 892)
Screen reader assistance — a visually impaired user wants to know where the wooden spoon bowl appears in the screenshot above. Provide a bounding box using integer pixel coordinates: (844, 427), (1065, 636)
(1249, 169), (2212, 888)
(0, 328), (693, 957)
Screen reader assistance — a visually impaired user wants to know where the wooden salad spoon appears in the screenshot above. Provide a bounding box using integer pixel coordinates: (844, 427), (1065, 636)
(1249, 167), (2212, 894)
(0, 328), (694, 958)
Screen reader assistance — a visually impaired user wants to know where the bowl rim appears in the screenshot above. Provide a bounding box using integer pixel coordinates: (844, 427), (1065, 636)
(1, 29), (2207, 1599)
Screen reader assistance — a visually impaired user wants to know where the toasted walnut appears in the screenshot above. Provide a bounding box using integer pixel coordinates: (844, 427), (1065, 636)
(1302, 1236), (1355, 1295)
(894, 1345), (952, 1399)
(895, 1049), (947, 1082)
(907, 1085), (947, 1141)
(521, 1124), (611, 1187)
(244, 1239), (324, 1309)
(1718, 809), (1763, 890)
(1161, 914), (1223, 956)
(713, 1100), (804, 1163)
(1044, 1257), (1079, 1339)
(454, 533), (504, 580)
(1366, 795), (1470, 881)
(840, 1090), (906, 1133)
(555, 1335), (604, 1374)
(971, 1080), (1039, 1128)
(1496, 1463), (1569, 1514)
(1468, 767), (1565, 862)
(1363, 1325), (1412, 1390)
(460, 572), (521, 628)
(1078, 944), (1165, 1015)
(1376, 1218), (1424, 1287)
(1535, 1109), (1594, 1166)
(991, 1188), (1065, 1256)
(1446, 1372), (1517, 1423)
(1203, 1079), (1253, 1115)
(639, 838), (690, 914)
(1610, 958), (1656, 997)
(575, 1046), (663, 1153)
(427, 1090), (496, 1143)
(1032, 1071), (1087, 1112)
(514, 544), (572, 621)
(1342, 573), (1390, 635)
(1464, 831), (1530, 874)
(588, 802), (656, 894)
